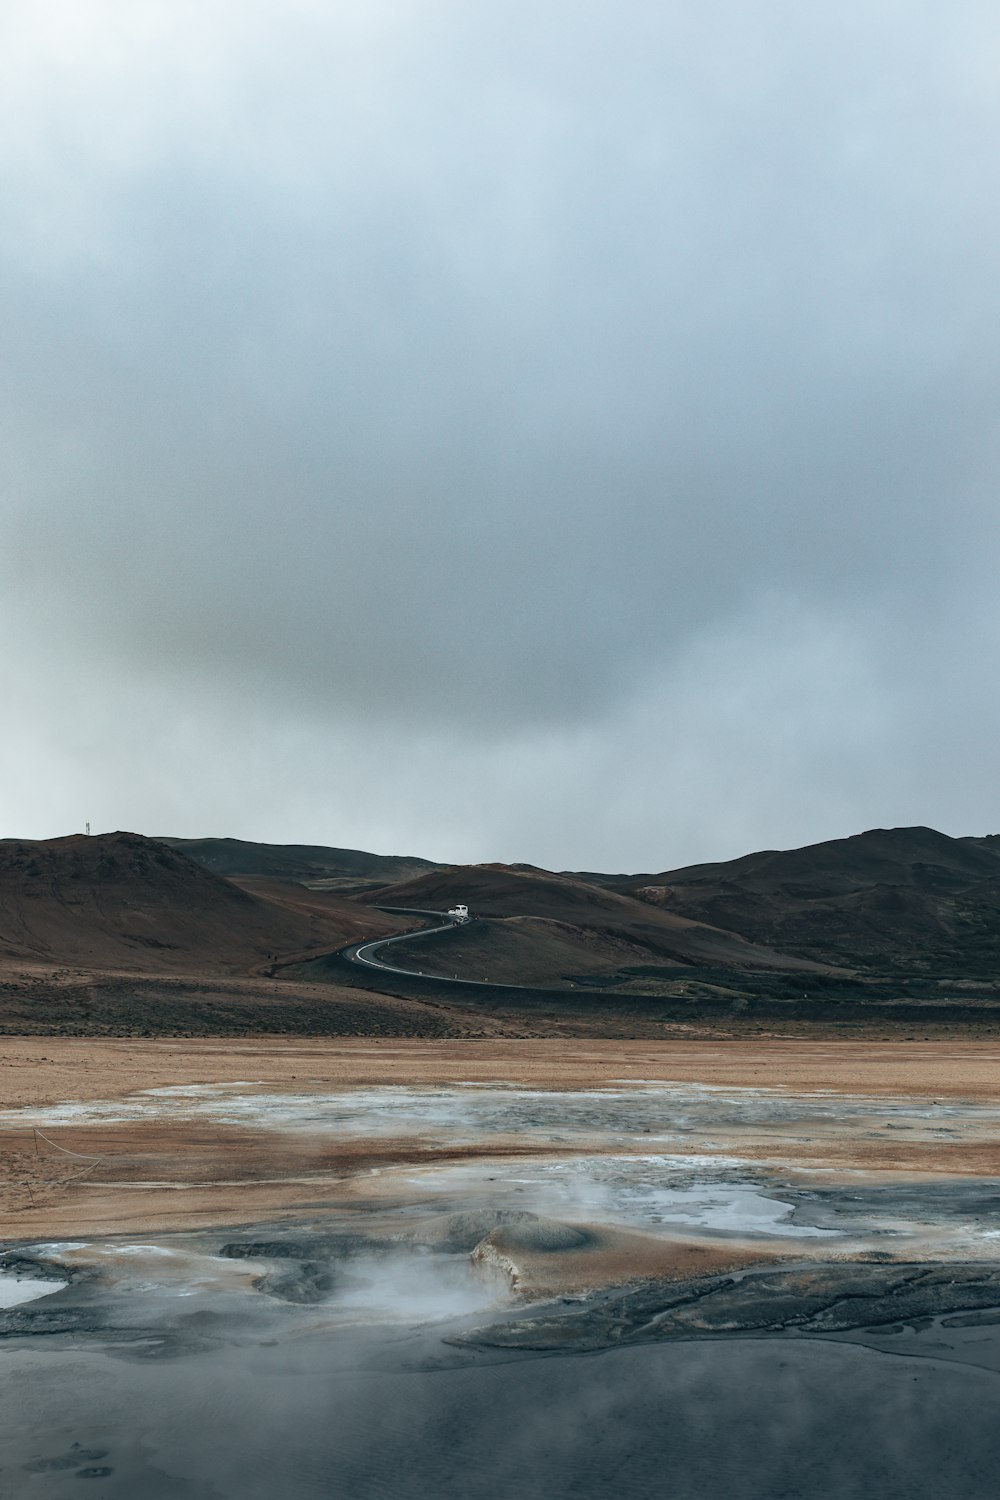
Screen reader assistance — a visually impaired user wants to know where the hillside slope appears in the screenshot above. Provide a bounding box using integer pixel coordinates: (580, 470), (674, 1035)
(383, 916), (677, 987)
(643, 826), (1000, 892)
(368, 863), (838, 975)
(622, 827), (1000, 976)
(0, 833), (395, 974)
(159, 836), (438, 891)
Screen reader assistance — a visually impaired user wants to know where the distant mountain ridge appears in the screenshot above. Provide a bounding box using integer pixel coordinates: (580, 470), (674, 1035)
(612, 826), (1000, 978)
(158, 836), (439, 891)
(370, 826), (1000, 985)
(635, 825), (1000, 893)
(3, 824), (997, 1000)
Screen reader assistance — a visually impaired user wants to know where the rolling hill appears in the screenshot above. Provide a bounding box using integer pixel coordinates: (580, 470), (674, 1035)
(367, 863), (840, 979)
(616, 826), (1000, 977)
(0, 832), (399, 974)
(2, 824), (998, 1033)
(158, 836), (439, 892)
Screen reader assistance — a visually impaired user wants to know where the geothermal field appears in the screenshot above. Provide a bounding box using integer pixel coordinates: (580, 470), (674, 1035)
(3, 1038), (1000, 1497)
(6, 0), (1000, 1487)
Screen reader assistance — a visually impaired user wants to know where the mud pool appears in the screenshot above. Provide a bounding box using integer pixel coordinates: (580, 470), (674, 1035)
(5, 1077), (1000, 1496)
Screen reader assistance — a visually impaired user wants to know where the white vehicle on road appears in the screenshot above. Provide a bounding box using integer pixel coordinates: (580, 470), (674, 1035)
(447, 903), (470, 924)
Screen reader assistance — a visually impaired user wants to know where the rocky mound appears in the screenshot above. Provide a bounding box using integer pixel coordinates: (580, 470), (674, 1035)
(417, 1209), (590, 1254)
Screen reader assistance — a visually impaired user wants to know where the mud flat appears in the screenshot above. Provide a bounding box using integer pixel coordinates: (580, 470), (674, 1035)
(7, 1035), (1000, 1106)
(3, 1237), (1000, 1498)
(5, 1037), (1000, 1495)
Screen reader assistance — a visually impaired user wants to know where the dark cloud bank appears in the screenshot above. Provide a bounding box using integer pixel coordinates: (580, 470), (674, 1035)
(2, 1), (997, 867)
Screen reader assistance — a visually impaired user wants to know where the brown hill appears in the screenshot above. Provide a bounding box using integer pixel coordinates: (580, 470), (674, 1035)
(384, 916), (671, 988)
(619, 827), (1000, 977)
(158, 836), (438, 892)
(640, 825), (1000, 894)
(0, 833), (397, 974)
(367, 863), (836, 975)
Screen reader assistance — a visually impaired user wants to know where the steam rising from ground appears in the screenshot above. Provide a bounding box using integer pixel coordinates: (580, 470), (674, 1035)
(8, 1080), (1000, 1265)
(7, 1076), (1000, 1495)
(9, 1078), (1000, 1315)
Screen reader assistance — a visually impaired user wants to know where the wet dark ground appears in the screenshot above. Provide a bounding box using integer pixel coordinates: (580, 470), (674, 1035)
(4, 1240), (1000, 1499)
(6, 1071), (1000, 1498)
(4, 1314), (1000, 1499)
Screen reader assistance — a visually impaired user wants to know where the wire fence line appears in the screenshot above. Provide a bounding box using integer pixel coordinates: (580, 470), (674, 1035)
(7, 1126), (108, 1210)
(32, 1126), (102, 1161)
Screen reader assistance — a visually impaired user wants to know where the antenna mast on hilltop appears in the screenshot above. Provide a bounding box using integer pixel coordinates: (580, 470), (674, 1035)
(85, 822), (90, 835)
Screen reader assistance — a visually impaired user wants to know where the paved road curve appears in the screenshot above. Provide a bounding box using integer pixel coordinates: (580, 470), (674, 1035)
(343, 907), (462, 979)
(341, 906), (532, 992)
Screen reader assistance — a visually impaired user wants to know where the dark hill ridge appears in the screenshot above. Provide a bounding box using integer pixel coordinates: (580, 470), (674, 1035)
(641, 826), (1000, 894)
(963, 834), (1000, 855)
(3, 825), (998, 1017)
(617, 827), (1000, 977)
(366, 863), (839, 975)
(0, 832), (396, 973)
(158, 836), (438, 892)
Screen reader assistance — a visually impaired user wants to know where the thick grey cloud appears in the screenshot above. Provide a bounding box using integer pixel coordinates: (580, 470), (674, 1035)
(2, 1), (998, 867)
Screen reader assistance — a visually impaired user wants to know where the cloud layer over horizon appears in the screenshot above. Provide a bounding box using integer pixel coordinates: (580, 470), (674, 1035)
(3, 1), (998, 869)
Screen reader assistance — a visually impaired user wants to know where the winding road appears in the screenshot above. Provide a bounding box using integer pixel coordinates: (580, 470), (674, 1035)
(343, 907), (463, 979)
(341, 907), (543, 993)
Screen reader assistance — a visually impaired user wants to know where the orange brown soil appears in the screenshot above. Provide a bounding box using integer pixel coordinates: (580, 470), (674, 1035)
(0, 1124), (602, 1240)
(0, 832), (408, 974)
(4, 1034), (1000, 1104)
(474, 1227), (786, 1297)
(735, 1137), (1000, 1176)
(4, 1036), (1000, 1246)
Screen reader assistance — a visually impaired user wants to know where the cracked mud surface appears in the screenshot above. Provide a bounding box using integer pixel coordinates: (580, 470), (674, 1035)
(454, 1260), (1000, 1351)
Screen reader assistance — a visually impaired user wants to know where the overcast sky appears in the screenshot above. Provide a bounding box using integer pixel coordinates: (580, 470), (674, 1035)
(2, 0), (998, 870)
